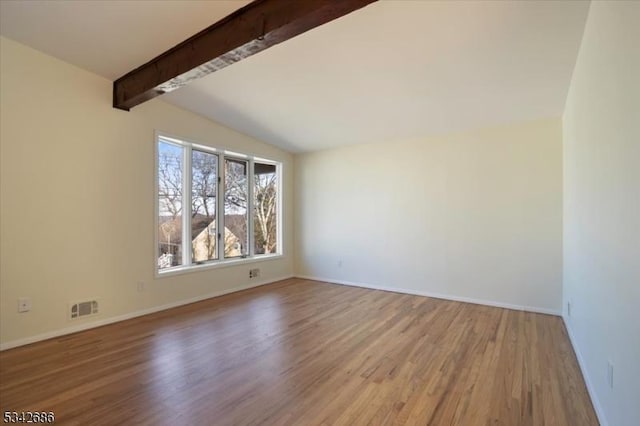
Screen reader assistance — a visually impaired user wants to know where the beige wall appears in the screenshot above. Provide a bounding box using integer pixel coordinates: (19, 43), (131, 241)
(0, 37), (294, 347)
(295, 118), (563, 313)
(562, 2), (640, 425)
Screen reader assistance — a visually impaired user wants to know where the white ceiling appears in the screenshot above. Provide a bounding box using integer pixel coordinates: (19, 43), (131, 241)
(1, 0), (589, 153)
(0, 0), (250, 80)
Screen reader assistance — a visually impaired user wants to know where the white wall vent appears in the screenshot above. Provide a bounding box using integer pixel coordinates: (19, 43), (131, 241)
(69, 300), (99, 320)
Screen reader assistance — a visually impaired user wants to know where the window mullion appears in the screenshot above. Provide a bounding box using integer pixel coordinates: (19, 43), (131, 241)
(248, 158), (255, 257)
(182, 145), (192, 266)
(277, 163), (283, 256)
(218, 154), (225, 261)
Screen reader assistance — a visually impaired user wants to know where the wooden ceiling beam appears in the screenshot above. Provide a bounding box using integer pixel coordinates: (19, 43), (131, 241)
(113, 0), (377, 111)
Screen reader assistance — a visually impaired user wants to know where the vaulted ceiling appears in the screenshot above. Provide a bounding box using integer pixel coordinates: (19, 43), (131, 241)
(0, 0), (590, 152)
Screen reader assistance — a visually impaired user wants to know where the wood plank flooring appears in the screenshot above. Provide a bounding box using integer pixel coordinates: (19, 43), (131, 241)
(0, 279), (598, 425)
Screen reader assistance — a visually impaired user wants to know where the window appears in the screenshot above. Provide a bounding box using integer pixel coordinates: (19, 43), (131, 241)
(156, 135), (281, 273)
(224, 158), (248, 258)
(158, 141), (184, 268)
(191, 149), (218, 263)
(254, 162), (278, 254)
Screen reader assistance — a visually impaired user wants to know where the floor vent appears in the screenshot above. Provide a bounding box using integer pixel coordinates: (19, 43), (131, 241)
(69, 300), (99, 320)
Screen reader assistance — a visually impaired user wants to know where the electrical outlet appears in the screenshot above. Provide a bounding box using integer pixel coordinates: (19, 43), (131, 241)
(249, 268), (260, 279)
(338, 259), (343, 268)
(607, 361), (614, 388)
(18, 297), (31, 313)
(136, 281), (145, 292)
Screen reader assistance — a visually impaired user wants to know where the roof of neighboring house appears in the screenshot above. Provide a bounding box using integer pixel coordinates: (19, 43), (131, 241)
(223, 215), (247, 245)
(158, 214), (247, 245)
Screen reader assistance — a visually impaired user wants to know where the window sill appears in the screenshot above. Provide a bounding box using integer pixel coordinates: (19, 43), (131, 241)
(156, 254), (284, 279)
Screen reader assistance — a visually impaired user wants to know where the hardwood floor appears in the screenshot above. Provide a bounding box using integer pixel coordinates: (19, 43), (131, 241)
(0, 279), (597, 425)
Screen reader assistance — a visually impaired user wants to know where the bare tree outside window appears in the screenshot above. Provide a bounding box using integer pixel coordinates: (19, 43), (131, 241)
(254, 163), (277, 254)
(224, 158), (248, 258)
(158, 142), (183, 268)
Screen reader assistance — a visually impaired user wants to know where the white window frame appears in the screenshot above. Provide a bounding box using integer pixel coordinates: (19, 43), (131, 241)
(154, 132), (283, 278)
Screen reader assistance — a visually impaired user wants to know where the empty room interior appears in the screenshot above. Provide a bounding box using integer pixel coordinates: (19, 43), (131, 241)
(0, 0), (638, 425)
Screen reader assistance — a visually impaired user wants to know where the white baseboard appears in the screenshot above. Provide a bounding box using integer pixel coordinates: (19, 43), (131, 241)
(0, 275), (294, 351)
(296, 275), (561, 316)
(563, 315), (608, 426)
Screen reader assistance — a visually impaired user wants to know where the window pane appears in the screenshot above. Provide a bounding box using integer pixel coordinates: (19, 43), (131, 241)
(254, 163), (278, 255)
(191, 150), (218, 263)
(158, 141), (183, 269)
(224, 158), (248, 258)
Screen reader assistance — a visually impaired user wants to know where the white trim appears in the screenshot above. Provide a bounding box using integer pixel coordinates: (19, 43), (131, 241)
(0, 275), (294, 351)
(154, 131), (162, 275)
(157, 254), (284, 278)
(277, 161), (284, 257)
(295, 275), (562, 316)
(182, 142), (192, 266)
(217, 151), (224, 261)
(156, 130), (225, 158)
(248, 157), (255, 257)
(563, 316), (609, 426)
